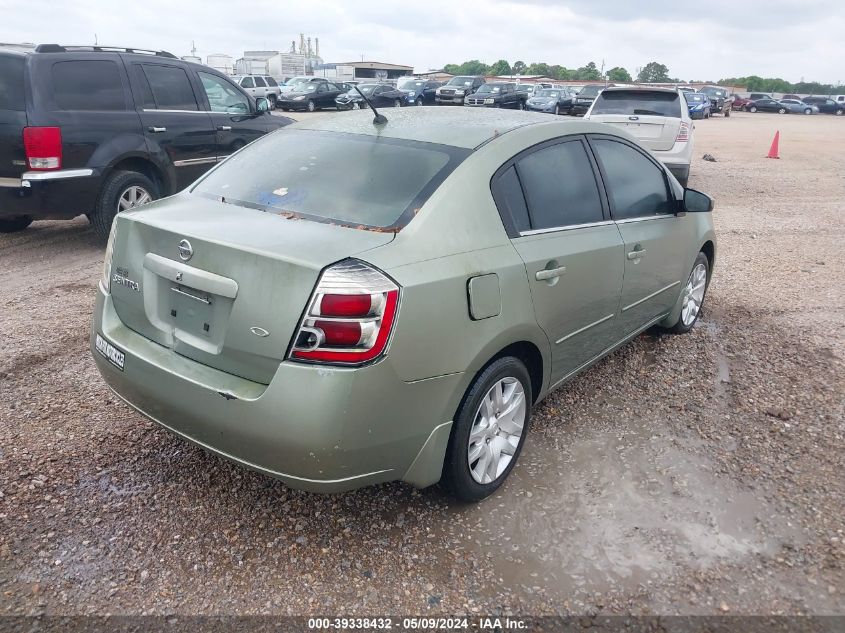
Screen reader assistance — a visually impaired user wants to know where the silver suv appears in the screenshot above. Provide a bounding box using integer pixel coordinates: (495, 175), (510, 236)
(233, 75), (280, 109)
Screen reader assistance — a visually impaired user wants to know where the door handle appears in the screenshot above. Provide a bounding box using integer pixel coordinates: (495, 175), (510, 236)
(217, 125), (232, 131)
(535, 266), (566, 281)
(147, 126), (166, 133)
(627, 249), (647, 260)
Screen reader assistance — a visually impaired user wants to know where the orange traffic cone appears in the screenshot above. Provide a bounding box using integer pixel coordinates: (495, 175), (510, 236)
(767, 131), (780, 159)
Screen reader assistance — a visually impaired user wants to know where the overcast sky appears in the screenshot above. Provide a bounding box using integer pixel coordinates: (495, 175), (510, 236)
(2, 0), (842, 84)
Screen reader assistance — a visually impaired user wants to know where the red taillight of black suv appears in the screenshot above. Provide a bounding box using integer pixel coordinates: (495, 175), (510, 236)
(23, 127), (62, 170)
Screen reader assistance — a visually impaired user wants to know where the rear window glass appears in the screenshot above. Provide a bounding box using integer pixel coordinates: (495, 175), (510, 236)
(0, 55), (25, 110)
(52, 60), (125, 111)
(192, 130), (470, 230)
(591, 90), (681, 117)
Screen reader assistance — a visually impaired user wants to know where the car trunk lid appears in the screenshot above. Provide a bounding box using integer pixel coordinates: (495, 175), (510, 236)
(108, 195), (395, 384)
(587, 113), (681, 151)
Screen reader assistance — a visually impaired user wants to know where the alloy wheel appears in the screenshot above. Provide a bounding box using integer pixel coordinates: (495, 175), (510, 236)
(117, 185), (152, 213)
(394, 99), (401, 108)
(681, 262), (707, 327)
(467, 377), (526, 484)
(307, 100), (315, 112)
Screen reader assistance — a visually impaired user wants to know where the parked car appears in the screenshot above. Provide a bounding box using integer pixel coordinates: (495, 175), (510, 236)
(278, 76), (328, 96)
(464, 82), (525, 109)
(277, 81), (344, 112)
(698, 86), (729, 115)
(780, 99), (819, 115)
(0, 44), (289, 238)
(747, 98), (789, 114)
(748, 93), (772, 101)
(782, 94), (802, 101)
(684, 92), (712, 119)
(526, 88), (575, 115)
(435, 75), (485, 105)
(571, 84), (605, 115)
(91, 108), (716, 501)
(233, 75), (280, 109)
(516, 83), (553, 99)
(730, 94), (753, 111)
(335, 83), (406, 110)
(397, 78), (442, 106)
(801, 96), (844, 115)
(585, 86), (694, 186)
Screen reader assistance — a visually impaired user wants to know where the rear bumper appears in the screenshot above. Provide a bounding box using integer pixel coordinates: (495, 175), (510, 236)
(91, 286), (461, 493)
(0, 169), (100, 220)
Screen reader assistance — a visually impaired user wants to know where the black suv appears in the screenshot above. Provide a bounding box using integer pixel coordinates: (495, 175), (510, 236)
(0, 45), (291, 238)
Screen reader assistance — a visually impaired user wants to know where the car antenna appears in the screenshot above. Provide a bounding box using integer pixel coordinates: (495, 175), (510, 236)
(354, 86), (388, 125)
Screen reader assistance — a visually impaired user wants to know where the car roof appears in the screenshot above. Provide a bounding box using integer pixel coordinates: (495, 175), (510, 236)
(600, 85), (679, 94)
(290, 107), (623, 150)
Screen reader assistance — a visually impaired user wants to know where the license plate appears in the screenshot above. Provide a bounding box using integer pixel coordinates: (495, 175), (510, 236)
(95, 333), (125, 371)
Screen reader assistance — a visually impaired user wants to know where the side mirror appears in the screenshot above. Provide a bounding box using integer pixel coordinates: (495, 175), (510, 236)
(683, 188), (714, 213)
(255, 97), (270, 113)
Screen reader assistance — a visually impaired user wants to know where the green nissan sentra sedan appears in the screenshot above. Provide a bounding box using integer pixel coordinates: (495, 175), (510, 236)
(91, 107), (715, 501)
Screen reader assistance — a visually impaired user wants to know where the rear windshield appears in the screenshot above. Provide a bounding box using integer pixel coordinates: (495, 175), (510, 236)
(591, 90), (682, 117)
(0, 55), (25, 110)
(578, 85), (603, 97)
(192, 130), (469, 231)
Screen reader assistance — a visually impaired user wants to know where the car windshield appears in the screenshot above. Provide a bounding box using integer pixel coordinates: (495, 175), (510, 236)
(686, 94), (705, 103)
(476, 85), (503, 94)
(192, 130), (470, 230)
(398, 79), (424, 89)
(591, 90), (682, 117)
(447, 76), (474, 86)
(578, 85), (603, 97)
(300, 84), (318, 93)
(286, 77), (308, 86)
(538, 90), (560, 98)
(354, 84), (378, 95)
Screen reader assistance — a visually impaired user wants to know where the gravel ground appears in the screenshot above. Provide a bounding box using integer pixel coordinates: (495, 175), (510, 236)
(1, 111), (843, 617)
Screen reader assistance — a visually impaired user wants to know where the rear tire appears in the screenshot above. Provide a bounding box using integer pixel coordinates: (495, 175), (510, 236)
(90, 170), (158, 242)
(394, 99), (402, 108)
(442, 357), (532, 502)
(554, 105), (560, 115)
(836, 109), (844, 116)
(0, 215), (33, 233)
(268, 95), (277, 110)
(664, 252), (710, 334)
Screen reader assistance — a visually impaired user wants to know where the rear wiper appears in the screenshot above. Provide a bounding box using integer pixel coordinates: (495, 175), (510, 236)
(354, 86), (388, 125)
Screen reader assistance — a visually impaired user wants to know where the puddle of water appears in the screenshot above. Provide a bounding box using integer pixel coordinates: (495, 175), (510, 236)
(442, 412), (796, 601)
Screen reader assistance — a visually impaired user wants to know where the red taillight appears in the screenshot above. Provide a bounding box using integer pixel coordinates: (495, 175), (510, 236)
(320, 293), (372, 317)
(290, 260), (400, 366)
(23, 127), (62, 170)
(676, 122), (690, 143)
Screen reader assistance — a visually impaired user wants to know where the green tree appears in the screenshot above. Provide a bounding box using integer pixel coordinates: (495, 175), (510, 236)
(637, 62), (671, 83)
(606, 66), (632, 82)
(574, 62), (601, 81)
(512, 60), (527, 75)
(548, 65), (571, 80)
(488, 59), (512, 76)
(526, 62), (550, 76)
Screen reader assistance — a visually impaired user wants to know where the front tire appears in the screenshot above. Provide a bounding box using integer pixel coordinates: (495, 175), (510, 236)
(416, 97), (423, 107)
(442, 357), (532, 502)
(804, 108), (812, 115)
(664, 252), (710, 334)
(554, 105), (560, 115)
(90, 170), (158, 242)
(778, 107), (787, 114)
(394, 99), (402, 108)
(306, 100), (316, 113)
(0, 215), (33, 233)
(749, 105), (757, 113)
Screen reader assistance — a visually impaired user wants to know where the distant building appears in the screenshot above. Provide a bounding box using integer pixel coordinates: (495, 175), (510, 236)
(314, 61), (413, 84)
(268, 53), (307, 80)
(207, 54), (234, 75)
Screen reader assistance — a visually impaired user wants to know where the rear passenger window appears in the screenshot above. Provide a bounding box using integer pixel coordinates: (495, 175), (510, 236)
(265, 77), (278, 87)
(254, 76), (266, 87)
(491, 166), (531, 234)
(516, 140), (604, 230)
(141, 65), (198, 111)
(52, 60), (125, 111)
(591, 139), (673, 219)
(0, 55), (25, 110)
(241, 77), (254, 88)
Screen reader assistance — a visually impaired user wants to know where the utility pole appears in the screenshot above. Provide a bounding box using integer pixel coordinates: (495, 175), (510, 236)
(94, 33), (98, 45)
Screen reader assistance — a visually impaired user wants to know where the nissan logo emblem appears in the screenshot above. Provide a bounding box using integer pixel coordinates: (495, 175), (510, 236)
(178, 239), (193, 261)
